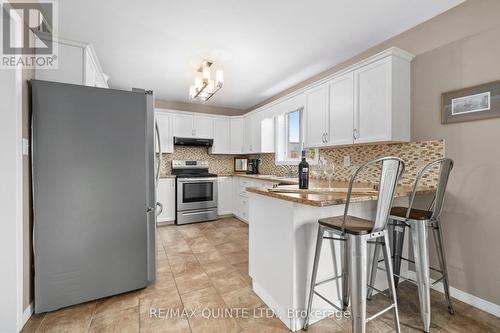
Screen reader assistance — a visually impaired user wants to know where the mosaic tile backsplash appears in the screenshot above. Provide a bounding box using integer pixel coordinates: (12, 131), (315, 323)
(160, 146), (235, 176)
(161, 140), (444, 187)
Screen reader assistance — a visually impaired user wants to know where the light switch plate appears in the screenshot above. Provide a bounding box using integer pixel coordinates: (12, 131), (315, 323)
(343, 155), (351, 167)
(22, 138), (29, 156)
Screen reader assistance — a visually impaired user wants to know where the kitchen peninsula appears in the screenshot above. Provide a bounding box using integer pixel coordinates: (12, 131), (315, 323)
(247, 180), (432, 331)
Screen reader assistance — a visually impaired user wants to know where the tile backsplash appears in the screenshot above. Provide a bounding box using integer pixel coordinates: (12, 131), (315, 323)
(161, 140), (444, 187)
(160, 146), (235, 176)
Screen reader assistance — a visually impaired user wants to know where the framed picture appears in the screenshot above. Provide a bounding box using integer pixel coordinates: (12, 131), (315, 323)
(441, 80), (500, 124)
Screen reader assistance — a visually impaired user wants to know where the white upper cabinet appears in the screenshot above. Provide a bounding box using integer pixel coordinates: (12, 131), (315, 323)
(36, 35), (108, 88)
(209, 118), (231, 154)
(354, 55), (410, 143)
(305, 83), (329, 148)
(194, 116), (214, 139)
(260, 117), (275, 153)
(303, 48), (412, 148)
(155, 112), (173, 154)
(230, 118), (244, 154)
(244, 116), (253, 153)
(172, 114), (214, 139)
(328, 72), (354, 146)
(173, 114), (194, 137)
(354, 57), (391, 143)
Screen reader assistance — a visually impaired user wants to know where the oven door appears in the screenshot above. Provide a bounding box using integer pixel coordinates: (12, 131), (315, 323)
(177, 177), (218, 211)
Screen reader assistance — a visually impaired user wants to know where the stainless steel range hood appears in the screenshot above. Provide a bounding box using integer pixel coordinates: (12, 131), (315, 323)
(174, 137), (213, 147)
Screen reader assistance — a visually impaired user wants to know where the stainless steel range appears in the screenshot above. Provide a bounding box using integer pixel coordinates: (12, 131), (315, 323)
(172, 160), (218, 224)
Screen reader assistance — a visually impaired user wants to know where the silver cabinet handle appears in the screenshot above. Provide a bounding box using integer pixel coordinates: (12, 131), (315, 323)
(353, 128), (358, 140)
(321, 133), (325, 143)
(324, 132), (328, 143)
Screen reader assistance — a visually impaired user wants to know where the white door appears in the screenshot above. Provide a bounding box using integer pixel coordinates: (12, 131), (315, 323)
(354, 57), (391, 143)
(230, 118), (244, 154)
(217, 177), (233, 215)
(244, 116), (253, 153)
(329, 72), (354, 146)
(157, 178), (175, 223)
(173, 114), (194, 137)
(193, 116), (214, 139)
(211, 118), (231, 154)
(305, 84), (329, 148)
(155, 113), (173, 153)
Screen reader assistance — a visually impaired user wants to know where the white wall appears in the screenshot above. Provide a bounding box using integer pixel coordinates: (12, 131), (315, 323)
(0, 4), (25, 332)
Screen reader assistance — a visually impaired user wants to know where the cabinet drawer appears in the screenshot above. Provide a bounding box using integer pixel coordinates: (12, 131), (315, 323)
(238, 195), (249, 221)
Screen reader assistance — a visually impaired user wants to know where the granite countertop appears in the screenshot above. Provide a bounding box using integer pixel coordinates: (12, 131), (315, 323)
(246, 180), (434, 207)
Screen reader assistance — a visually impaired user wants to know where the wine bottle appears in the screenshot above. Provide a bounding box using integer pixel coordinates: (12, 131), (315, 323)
(298, 150), (309, 189)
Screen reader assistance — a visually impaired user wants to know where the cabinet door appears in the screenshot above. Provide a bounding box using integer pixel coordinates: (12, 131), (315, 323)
(230, 118), (244, 154)
(251, 114), (262, 153)
(354, 57), (391, 143)
(173, 114), (194, 137)
(193, 116), (214, 139)
(155, 112), (173, 153)
(217, 177), (233, 215)
(329, 72), (354, 145)
(157, 179), (175, 223)
(211, 118), (230, 154)
(305, 84), (329, 148)
(244, 116), (253, 153)
(260, 117), (275, 153)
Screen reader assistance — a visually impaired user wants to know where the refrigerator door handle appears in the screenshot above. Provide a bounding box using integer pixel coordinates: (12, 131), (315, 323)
(155, 120), (162, 186)
(156, 202), (163, 216)
(154, 120), (164, 217)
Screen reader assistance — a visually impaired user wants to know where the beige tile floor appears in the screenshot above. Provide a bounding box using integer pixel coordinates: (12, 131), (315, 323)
(22, 217), (500, 333)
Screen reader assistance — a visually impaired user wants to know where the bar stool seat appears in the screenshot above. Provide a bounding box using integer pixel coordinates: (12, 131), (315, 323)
(319, 215), (374, 235)
(390, 207), (433, 220)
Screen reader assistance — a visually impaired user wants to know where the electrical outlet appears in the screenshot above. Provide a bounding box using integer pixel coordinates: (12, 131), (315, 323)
(343, 155), (351, 167)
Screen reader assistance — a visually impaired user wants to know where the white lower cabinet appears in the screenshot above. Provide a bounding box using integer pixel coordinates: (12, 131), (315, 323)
(232, 177), (279, 223)
(156, 178), (175, 223)
(217, 177), (233, 215)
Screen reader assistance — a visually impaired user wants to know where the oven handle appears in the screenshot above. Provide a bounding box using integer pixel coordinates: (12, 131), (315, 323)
(177, 177), (218, 182)
(180, 209), (217, 216)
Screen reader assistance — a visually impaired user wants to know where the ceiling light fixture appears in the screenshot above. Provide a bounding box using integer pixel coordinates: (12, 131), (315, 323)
(189, 60), (223, 103)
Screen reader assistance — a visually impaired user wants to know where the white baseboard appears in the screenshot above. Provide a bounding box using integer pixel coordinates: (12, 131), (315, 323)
(404, 271), (500, 317)
(21, 302), (33, 329)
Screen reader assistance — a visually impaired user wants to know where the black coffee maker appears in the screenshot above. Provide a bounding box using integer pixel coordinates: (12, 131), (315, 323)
(246, 159), (260, 174)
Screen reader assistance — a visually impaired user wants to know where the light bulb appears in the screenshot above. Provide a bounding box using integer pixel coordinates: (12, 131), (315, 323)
(202, 61), (210, 81)
(195, 76), (203, 90)
(215, 70), (223, 85)
(207, 80), (215, 93)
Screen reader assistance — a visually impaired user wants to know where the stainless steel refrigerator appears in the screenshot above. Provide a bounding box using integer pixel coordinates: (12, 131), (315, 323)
(31, 80), (159, 313)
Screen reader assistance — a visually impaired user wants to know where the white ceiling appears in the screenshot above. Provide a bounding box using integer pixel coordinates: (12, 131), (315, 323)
(58, 0), (464, 110)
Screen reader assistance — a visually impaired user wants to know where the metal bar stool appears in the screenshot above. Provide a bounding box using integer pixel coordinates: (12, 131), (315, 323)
(304, 157), (405, 333)
(367, 158), (454, 333)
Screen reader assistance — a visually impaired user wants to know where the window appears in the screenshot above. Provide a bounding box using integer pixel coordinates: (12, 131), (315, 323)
(286, 109), (301, 160)
(276, 107), (317, 165)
